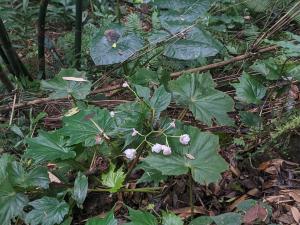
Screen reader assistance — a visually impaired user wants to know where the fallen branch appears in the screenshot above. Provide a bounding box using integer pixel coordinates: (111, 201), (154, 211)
(170, 45), (278, 78)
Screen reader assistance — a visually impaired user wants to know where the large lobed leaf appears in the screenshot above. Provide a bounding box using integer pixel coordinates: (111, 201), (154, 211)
(26, 130), (76, 163)
(61, 107), (115, 146)
(169, 73), (234, 126)
(25, 197), (69, 225)
(41, 68), (92, 100)
(143, 125), (228, 184)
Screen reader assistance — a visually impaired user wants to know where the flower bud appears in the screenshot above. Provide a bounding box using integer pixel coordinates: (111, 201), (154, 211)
(124, 148), (136, 160)
(180, 134), (190, 145)
(152, 143), (162, 153)
(161, 145), (172, 155)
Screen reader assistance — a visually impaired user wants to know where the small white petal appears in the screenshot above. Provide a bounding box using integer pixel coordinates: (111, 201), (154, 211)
(180, 134), (190, 145)
(152, 143), (162, 153)
(170, 121), (176, 128)
(161, 145), (172, 155)
(132, 128), (138, 137)
(122, 82), (129, 88)
(124, 148), (136, 160)
(110, 111), (115, 117)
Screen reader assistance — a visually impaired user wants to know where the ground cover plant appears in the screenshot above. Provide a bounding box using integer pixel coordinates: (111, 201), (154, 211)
(1, 0), (300, 224)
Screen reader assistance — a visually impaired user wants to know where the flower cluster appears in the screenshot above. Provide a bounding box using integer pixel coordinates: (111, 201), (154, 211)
(123, 119), (191, 160)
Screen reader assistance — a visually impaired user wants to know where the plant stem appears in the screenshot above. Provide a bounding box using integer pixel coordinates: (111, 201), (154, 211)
(115, 0), (121, 23)
(189, 170), (194, 218)
(0, 17), (33, 80)
(38, 0), (49, 79)
(88, 187), (162, 193)
(75, 0), (83, 69)
(0, 63), (14, 91)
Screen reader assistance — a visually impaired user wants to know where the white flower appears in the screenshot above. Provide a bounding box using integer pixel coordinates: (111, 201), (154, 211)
(161, 145), (172, 155)
(152, 143), (162, 153)
(110, 111), (115, 117)
(122, 82), (129, 88)
(170, 121), (176, 128)
(131, 128), (138, 137)
(180, 134), (190, 145)
(124, 148), (136, 160)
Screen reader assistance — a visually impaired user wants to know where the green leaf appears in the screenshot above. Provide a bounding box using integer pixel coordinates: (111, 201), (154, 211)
(163, 27), (221, 60)
(125, 207), (158, 225)
(135, 85), (151, 100)
(101, 164), (125, 193)
(41, 68), (92, 100)
(136, 161), (168, 185)
(0, 154), (13, 181)
(8, 162), (49, 189)
(287, 65), (300, 81)
(61, 107), (114, 146)
(143, 125), (228, 184)
(72, 172), (88, 208)
(239, 111), (262, 128)
(250, 59), (281, 80)
(162, 212), (183, 225)
(232, 72), (267, 104)
(86, 211), (117, 225)
(150, 86), (171, 117)
(25, 197), (69, 225)
(26, 131), (76, 163)
(0, 181), (28, 225)
(129, 69), (160, 86)
(169, 73), (234, 126)
(189, 216), (213, 225)
(211, 213), (242, 225)
(114, 102), (149, 146)
(90, 24), (143, 65)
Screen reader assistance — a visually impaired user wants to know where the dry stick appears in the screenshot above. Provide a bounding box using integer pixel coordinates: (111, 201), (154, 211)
(0, 63), (14, 92)
(38, 0), (49, 79)
(170, 45), (278, 78)
(0, 46), (278, 111)
(252, 2), (300, 49)
(0, 17), (33, 80)
(75, 0), (83, 69)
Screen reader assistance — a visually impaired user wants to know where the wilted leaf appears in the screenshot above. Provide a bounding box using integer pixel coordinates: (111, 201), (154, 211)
(41, 68), (91, 100)
(25, 197), (69, 225)
(169, 73), (234, 126)
(243, 204), (268, 224)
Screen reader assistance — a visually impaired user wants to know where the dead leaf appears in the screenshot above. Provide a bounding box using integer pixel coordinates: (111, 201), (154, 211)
(172, 206), (207, 219)
(291, 207), (300, 223)
(48, 172), (62, 183)
(243, 204), (268, 224)
(62, 77), (87, 82)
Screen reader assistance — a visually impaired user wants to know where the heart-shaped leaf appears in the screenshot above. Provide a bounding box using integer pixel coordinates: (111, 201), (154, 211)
(25, 131), (76, 163)
(90, 24), (143, 65)
(169, 73), (234, 126)
(41, 68), (92, 100)
(143, 125), (228, 184)
(25, 197), (69, 225)
(232, 72), (267, 104)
